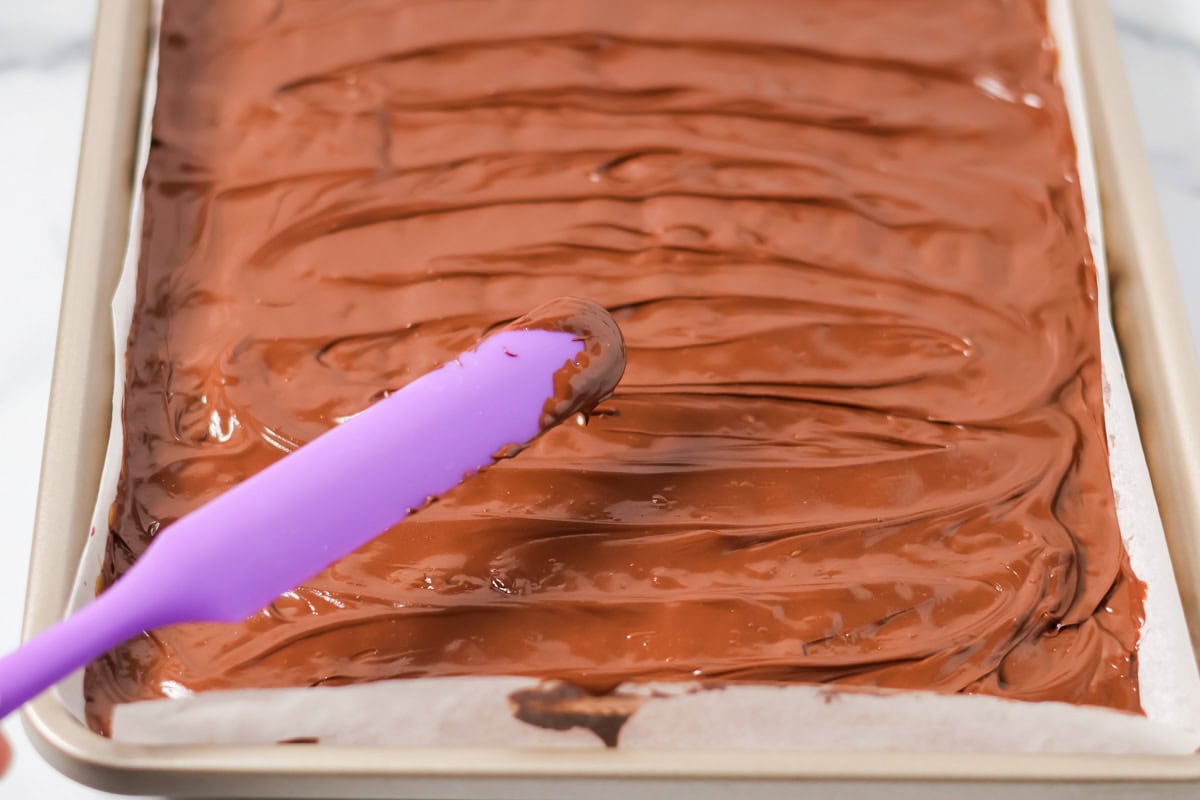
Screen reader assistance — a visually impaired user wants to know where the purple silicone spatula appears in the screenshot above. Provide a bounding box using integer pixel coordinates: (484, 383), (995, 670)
(0, 297), (625, 719)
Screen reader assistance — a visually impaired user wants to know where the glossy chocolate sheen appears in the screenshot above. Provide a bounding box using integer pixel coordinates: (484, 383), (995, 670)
(85, 0), (1145, 733)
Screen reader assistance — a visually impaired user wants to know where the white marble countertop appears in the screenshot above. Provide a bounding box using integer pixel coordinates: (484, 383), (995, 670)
(0, 2), (1197, 797)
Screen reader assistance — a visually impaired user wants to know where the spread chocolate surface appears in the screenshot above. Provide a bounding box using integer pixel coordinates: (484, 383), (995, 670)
(85, 0), (1146, 733)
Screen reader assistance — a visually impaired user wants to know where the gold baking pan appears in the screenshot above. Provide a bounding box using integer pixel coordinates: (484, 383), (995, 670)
(20, 1), (1200, 796)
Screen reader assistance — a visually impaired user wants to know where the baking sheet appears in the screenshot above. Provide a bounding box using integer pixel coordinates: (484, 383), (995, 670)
(55, 0), (160, 726)
(68, 0), (1200, 754)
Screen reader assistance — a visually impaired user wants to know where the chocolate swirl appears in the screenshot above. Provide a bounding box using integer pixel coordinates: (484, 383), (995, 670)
(85, 0), (1143, 733)
(507, 297), (627, 430)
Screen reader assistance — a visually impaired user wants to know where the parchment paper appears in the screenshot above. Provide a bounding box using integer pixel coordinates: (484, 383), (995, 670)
(66, 0), (1200, 753)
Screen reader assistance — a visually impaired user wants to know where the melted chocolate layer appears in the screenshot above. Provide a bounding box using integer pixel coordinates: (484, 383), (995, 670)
(85, 0), (1145, 733)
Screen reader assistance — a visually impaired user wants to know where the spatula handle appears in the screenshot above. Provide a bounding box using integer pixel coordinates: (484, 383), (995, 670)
(0, 300), (625, 721)
(0, 580), (156, 718)
(0, 328), (591, 719)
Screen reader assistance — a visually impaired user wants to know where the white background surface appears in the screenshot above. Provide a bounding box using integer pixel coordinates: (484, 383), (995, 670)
(0, 1), (1198, 797)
